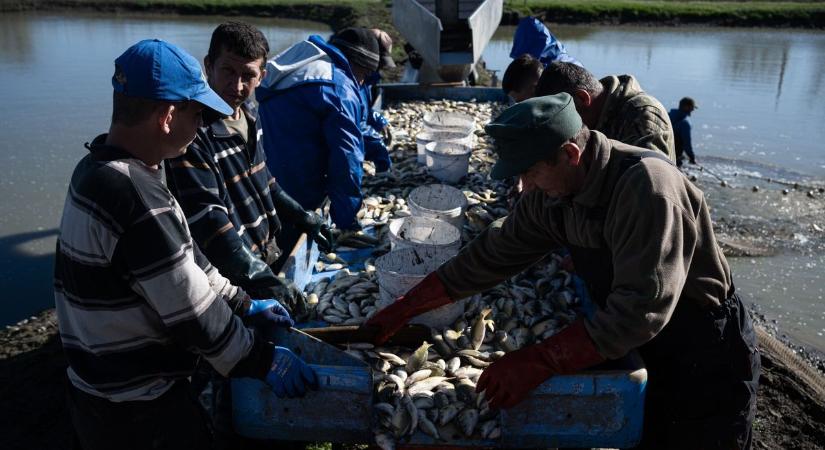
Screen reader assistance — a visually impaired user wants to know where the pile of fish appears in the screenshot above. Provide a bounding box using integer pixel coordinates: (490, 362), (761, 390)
(302, 100), (584, 448)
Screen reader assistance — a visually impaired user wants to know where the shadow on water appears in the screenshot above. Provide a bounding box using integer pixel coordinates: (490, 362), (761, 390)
(0, 229), (58, 327)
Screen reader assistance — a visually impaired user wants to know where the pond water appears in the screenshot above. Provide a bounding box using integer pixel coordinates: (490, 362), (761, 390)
(483, 25), (825, 177)
(0, 14), (823, 352)
(0, 12), (329, 326)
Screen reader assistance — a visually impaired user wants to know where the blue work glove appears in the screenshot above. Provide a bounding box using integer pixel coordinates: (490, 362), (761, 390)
(265, 347), (319, 398)
(244, 299), (294, 339)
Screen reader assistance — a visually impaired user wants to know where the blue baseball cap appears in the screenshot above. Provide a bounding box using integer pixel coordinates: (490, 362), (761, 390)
(112, 39), (232, 116)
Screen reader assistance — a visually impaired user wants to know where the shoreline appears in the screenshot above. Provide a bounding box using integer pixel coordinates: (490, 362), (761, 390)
(1, 0), (824, 30)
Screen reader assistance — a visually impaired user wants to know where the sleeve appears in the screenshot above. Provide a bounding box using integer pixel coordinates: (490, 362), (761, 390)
(368, 110), (389, 131)
(437, 191), (564, 299)
(166, 138), (281, 297)
(321, 85), (365, 230)
(682, 120), (695, 161)
(585, 164), (698, 359)
(118, 206), (262, 377)
(622, 99), (676, 162)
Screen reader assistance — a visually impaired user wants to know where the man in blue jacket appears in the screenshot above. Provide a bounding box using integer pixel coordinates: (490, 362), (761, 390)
(257, 28), (380, 251)
(669, 96), (698, 167)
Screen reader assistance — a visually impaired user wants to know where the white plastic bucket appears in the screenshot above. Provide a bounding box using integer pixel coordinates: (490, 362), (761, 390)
(424, 141), (472, 184)
(408, 184), (468, 228)
(388, 216), (461, 254)
(422, 111), (476, 136)
(374, 246), (466, 328)
(415, 130), (473, 165)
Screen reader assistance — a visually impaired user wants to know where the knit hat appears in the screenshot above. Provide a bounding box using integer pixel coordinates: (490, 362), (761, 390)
(329, 27), (380, 72)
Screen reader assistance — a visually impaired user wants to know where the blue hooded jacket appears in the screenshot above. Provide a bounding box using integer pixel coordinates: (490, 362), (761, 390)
(360, 72), (392, 172)
(510, 17), (582, 67)
(256, 35), (365, 230)
(668, 108), (695, 162)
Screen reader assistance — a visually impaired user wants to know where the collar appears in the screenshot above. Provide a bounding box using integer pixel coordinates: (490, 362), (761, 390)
(571, 131), (614, 209)
(207, 100), (257, 138)
(595, 75), (620, 130)
(85, 134), (135, 162)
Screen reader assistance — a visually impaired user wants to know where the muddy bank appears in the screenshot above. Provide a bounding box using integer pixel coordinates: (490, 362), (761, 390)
(1, 308), (823, 449)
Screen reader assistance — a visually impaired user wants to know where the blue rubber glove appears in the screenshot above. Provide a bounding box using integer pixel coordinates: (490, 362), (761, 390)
(244, 299), (294, 339)
(265, 347), (319, 398)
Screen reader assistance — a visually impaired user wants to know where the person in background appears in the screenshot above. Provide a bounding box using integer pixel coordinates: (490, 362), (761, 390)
(363, 94), (759, 450)
(55, 39), (317, 450)
(359, 28), (396, 174)
(535, 61), (675, 161)
(669, 96), (698, 167)
(166, 22), (330, 322)
(257, 27), (381, 251)
(510, 16), (582, 68)
(502, 54), (544, 104)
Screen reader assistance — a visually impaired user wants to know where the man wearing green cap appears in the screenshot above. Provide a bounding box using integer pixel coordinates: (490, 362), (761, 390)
(363, 94), (759, 449)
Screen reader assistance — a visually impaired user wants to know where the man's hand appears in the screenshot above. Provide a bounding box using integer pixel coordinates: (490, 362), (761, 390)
(264, 347), (319, 398)
(381, 126), (393, 147)
(243, 299), (294, 339)
(301, 211), (333, 253)
(477, 320), (604, 409)
(271, 279), (309, 322)
(360, 272), (452, 345)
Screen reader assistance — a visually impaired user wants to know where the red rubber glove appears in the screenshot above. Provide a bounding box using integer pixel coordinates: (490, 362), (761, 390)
(361, 272), (453, 345)
(477, 319), (605, 409)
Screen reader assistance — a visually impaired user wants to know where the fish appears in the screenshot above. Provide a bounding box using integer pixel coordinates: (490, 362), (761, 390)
(471, 307), (492, 350)
(417, 410), (441, 440)
(405, 369), (432, 386)
(457, 408), (479, 437)
(406, 341), (432, 373)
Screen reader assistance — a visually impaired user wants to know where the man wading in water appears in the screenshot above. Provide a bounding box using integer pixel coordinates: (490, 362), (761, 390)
(363, 94), (760, 449)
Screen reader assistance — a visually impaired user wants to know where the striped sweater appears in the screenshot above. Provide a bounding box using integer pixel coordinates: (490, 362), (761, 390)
(166, 102), (283, 268)
(54, 135), (271, 402)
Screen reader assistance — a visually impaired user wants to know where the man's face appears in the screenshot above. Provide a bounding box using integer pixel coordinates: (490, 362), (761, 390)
(519, 147), (582, 199)
(165, 101), (204, 159)
(205, 49), (265, 111)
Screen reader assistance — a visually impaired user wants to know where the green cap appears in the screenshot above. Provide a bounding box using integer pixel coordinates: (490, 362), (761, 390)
(485, 93), (583, 180)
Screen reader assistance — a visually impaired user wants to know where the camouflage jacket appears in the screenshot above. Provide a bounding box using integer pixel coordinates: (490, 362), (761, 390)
(595, 75), (675, 161)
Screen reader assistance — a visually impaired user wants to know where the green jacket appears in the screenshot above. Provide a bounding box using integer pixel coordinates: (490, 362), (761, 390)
(596, 75), (676, 162)
(437, 131), (731, 359)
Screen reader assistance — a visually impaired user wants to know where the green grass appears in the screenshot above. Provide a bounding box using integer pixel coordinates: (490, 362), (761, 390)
(504, 0), (825, 27)
(1, 0), (823, 28)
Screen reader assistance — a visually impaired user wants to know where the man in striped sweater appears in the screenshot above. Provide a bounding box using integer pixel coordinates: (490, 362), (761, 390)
(55, 39), (317, 450)
(166, 22), (333, 322)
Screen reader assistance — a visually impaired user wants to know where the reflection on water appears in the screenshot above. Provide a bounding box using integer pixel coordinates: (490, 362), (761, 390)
(0, 12), (329, 326)
(484, 25), (825, 177)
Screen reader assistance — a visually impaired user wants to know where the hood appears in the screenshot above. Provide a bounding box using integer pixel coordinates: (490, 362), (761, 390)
(596, 74), (644, 129)
(259, 35), (356, 92)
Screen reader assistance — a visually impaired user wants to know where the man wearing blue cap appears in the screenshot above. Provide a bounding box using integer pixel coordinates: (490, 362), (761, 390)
(54, 39), (318, 449)
(364, 94), (759, 449)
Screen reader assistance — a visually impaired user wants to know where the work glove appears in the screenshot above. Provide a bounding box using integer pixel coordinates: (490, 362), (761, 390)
(271, 279), (310, 323)
(477, 319), (604, 410)
(243, 299), (294, 339)
(381, 126), (393, 147)
(265, 347), (319, 398)
(272, 187), (333, 253)
(361, 272), (453, 345)
(333, 228), (380, 249)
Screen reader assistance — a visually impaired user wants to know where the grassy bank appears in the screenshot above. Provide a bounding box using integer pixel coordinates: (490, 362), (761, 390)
(504, 0), (825, 28)
(1, 0), (824, 29)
